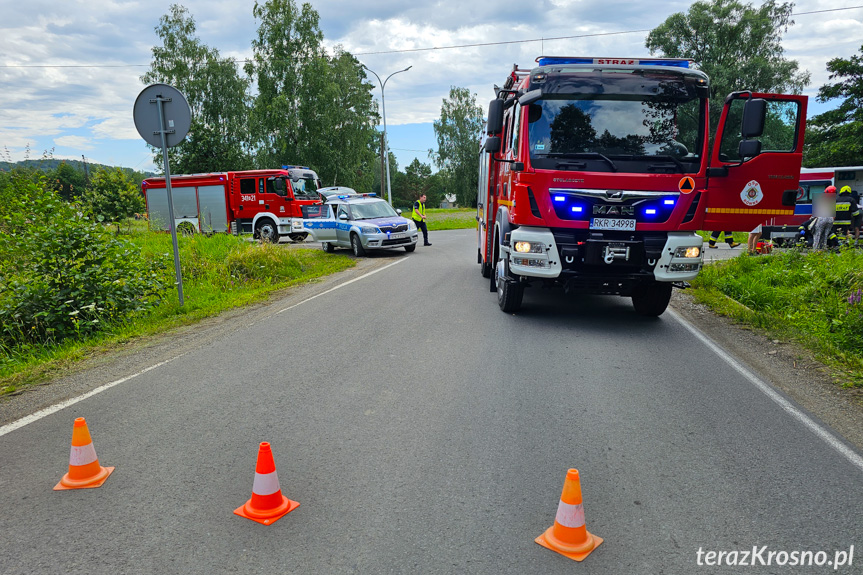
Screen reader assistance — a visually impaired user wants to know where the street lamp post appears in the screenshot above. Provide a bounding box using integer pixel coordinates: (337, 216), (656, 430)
(363, 64), (411, 205)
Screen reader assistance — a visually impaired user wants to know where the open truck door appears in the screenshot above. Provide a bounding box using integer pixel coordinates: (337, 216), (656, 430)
(703, 92), (807, 232)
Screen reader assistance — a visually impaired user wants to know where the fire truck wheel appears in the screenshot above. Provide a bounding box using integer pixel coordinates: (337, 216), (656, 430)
(496, 260), (523, 312)
(631, 282), (673, 317)
(404, 244), (416, 252)
(322, 242), (335, 253)
(351, 233), (366, 256)
(255, 219), (279, 243)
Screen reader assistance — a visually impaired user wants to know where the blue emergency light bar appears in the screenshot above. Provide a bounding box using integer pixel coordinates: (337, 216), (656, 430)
(536, 56), (692, 69)
(282, 165), (312, 170)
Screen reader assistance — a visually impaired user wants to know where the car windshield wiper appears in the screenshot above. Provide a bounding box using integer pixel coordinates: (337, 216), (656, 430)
(546, 152), (618, 172)
(637, 155), (687, 173)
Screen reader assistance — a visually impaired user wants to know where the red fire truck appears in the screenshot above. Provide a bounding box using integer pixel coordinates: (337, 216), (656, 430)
(142, 166), (322, 242)
(478, 56), (807, 315)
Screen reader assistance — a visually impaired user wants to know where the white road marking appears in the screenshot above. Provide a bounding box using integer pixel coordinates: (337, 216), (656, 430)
(668, 308), (863, 473)
(0, 258), (407, 437)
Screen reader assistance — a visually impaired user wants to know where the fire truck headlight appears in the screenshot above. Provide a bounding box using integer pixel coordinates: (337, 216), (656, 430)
(674, 246), (701, 258)
(514, 241), (545, 254)
(361, 226), (379, 234)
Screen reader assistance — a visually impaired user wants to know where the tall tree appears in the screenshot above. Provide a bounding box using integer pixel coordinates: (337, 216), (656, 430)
(246, 0), (324, 168)
(804, 45), (863, 167)
(142, 4), (252, 173)
(645, 0), (810, 131)
(50, 162), (87, 201)
(431, 86), (483, 207)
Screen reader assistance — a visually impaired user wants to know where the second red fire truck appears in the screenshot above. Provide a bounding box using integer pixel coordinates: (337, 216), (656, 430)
(142, 166), (322, 242)
(478, 56), (808, 315)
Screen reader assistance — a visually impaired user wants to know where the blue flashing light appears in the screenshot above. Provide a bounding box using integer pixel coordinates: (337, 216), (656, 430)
(571, 206), (584, 213)
(536, 57), (691, 69)
(645, 208), (657, 215)
(554, 195), (566, 202)
(338, 195), (349, 199)
(664, 199), (675, 205)
(367, 193), (376, 197)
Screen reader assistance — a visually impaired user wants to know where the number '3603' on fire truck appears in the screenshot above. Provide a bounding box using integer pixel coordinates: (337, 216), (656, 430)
(478, 56), (807, 316)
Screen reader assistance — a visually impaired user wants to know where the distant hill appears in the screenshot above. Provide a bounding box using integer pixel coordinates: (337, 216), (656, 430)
(0, 159), (156, 179)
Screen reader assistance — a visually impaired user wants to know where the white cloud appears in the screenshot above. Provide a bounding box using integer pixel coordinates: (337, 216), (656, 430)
(54, 135), (94, 149)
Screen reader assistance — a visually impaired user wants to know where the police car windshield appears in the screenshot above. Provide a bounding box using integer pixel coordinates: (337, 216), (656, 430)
(350, 201), (399, 220)
(292, 177), (320, 201)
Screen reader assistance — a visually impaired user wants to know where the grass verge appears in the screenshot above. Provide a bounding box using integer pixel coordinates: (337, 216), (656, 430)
(425, 208), (477, 231)
(1, 232), (355, 395)
(690, 247), (863, 387)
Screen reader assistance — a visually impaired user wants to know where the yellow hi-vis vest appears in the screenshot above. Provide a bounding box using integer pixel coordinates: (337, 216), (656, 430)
(412, 200), (425, 222)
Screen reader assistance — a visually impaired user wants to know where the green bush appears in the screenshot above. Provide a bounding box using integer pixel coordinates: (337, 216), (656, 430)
(0, 177), (165, 347)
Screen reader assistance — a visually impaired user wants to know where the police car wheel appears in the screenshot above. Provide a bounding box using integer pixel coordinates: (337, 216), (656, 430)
(322, 242), (335, 253)
(351, 234), (366, 256)
(404, 244), (416, 252)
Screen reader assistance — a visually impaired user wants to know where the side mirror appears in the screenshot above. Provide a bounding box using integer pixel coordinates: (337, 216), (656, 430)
(396, 209), (402, 215)
(738, 140), (762, 159)
(518, 89), (542, 106)
(741, 98), (766, 138)
(338, 213), (348, 221)
(484, 136), (501, 154)
(487, 99), (504, 134)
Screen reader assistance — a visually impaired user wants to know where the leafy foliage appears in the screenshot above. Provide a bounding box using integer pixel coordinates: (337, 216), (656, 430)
(0, 177), (164, 348)
(694, 248), (863, 382)
(82, 167), (145, 232)
(245, 1), (378, 189)
(431, 86), (484, 207)
(646, 0), (810, 130)
(804, 45), (863, 167)
(141, 4), (252, 173)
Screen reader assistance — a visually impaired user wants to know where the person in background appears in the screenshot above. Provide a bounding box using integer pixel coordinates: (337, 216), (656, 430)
(851, 190), (861, 245)
(707, 231), (740, 249)
(812, 185), (837, 250)
(835, 186), (860, 245)
(747, 224), (762, 254)
(412, 193), (431, 246)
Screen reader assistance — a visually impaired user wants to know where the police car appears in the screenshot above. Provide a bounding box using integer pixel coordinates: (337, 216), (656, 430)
(301, 193), (418, 256)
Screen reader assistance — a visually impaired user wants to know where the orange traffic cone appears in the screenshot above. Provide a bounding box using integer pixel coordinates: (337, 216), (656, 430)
(234, 442), (299, 525)
(535, 468), (603, 561)
(54, 417), (114, 490)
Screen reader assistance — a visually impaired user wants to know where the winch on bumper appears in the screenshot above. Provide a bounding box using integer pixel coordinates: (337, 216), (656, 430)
(504, 227), (703, 289)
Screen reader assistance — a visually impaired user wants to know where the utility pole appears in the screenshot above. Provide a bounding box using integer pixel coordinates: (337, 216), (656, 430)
(380, 133), (386, 199)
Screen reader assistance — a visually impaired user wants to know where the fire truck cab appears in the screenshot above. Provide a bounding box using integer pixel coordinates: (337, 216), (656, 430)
(478, 56), (807, 315)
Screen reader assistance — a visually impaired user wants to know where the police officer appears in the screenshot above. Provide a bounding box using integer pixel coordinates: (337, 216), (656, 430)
(412, 193), (431, 246)
(835, 185), (860, 243)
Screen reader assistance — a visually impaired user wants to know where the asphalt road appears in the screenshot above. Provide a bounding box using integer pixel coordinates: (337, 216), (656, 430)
(1, 229), (861, 574)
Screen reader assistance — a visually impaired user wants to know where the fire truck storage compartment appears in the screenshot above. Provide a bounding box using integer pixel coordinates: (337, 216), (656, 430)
(146, 184), (228, 233)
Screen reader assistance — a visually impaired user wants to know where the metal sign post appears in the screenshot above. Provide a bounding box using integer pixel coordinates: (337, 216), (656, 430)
(133, 84), (191, 306)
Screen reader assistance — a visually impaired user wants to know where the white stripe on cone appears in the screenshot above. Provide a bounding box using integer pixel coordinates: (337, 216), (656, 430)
(69, 443), (98, 466)
(252, 470), (281, 496)
(555, 500), (586, 529)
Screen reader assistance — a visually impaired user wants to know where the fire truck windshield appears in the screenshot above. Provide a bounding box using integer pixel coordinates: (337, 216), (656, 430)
(526, 90), (704, 174)
(291, 176), (321, 201)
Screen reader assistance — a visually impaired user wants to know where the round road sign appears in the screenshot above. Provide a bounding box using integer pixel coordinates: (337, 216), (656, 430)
(133, 84), (191, 148)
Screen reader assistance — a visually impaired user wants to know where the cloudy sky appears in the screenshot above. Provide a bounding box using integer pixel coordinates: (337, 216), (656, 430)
(1, 0), (861, 173)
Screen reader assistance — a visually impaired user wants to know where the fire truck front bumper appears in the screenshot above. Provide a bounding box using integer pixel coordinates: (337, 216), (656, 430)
(506, 228), (703, 282)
